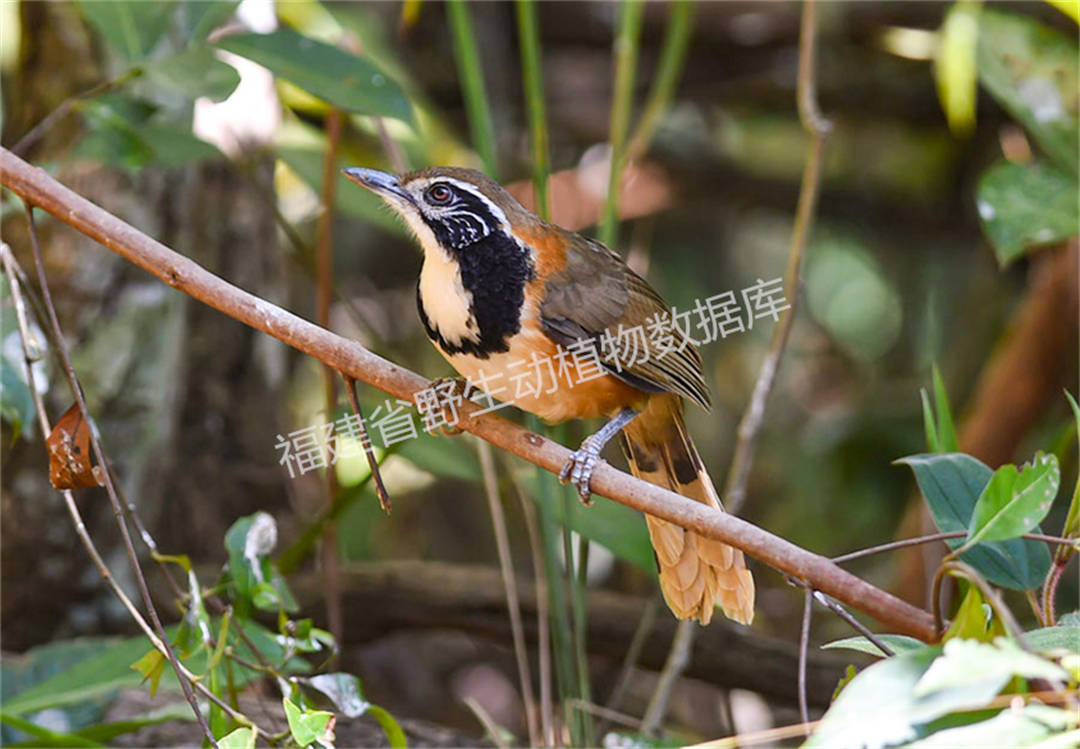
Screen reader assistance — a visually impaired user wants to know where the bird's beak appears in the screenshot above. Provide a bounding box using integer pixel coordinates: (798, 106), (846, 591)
(342, 167), (413, 204)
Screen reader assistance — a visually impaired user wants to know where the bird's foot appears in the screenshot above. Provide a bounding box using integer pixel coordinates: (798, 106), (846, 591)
(559, 434), (605, 506)
(424, 377), (469, 436)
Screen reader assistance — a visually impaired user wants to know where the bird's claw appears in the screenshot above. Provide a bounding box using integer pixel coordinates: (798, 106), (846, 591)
(559, 437), (604, 506)
(427, 377), (468, 436)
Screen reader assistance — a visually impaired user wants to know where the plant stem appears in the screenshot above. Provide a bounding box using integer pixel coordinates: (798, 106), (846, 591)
(515, 0), (550, 220)
(599, 0), (645, 249)
(448, 0), (499, 178)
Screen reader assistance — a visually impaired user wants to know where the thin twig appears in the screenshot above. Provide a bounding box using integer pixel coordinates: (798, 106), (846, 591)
(0, 146), (939, 642)
(22, 207), (219, 748)
(797, 590), (812, 732)
(567, 699), (641, 730)
(0, 246), (254, 739)
(341, 375), (390, 511)
(724, 0), (832, 514)
(477, 439), (540, 747)
(641, 619), (695, 737)
(811, 590), (895, 657)
(12, 68), (144, 156)
(833, 530), (1074, 564)
(933, 560), (1028, 644)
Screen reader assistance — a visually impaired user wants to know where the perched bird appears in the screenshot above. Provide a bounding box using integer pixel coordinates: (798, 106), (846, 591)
(344, 165), (754, 625)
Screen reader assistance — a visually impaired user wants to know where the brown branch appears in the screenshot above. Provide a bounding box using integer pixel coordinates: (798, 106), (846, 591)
(0, 145), (937, 642)
(723, 0), (832, 514)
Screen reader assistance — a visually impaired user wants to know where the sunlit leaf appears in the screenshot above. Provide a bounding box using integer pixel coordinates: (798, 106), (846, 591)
(283, 697), (335, 749)
(907, 705), (1068, 747)
(914, 638), (1069, 697)
(943, 584), (1004, 643)
(129, 649), (166, 697)
(962, 452), (1060, 548)
(300, 673), (368, 718)
(216, 28), (412, 121)
(1024, 625), (1080, 655)
(897, 453), (1052, 589)
(78, 1), (174, 62)
(976, 160), (1079, 265)
(821, 634), (926, 658)
(977, 9), (1079, 174)
(218, 726), (256, 749)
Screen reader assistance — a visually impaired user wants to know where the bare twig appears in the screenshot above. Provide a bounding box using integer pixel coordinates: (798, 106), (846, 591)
(641, 620), (695, 737)
(476, 439), (540, 747)
(22, 208), (219, 748)
(797, 590), (812, 732)
(833, 530), (1075, 564)
(568, 700), (641, 730)
(0, 246), (254, 740)
(723, 0), (832, 514)
(0, 146), (939, 642)
(341, 375), (390, 511)
(811, 590), (895, 656)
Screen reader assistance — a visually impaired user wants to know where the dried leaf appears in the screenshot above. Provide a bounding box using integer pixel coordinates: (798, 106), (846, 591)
(46, 403), (102, 489)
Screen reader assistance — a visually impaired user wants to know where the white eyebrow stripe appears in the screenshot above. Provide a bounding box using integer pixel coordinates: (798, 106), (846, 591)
(409, 176), (510, 229)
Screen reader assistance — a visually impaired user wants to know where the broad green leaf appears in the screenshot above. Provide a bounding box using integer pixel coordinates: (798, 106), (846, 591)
(78, 1), (174, 62)
(216, 29), (412, 121)
(218, 727), (256, 749)
(914, 638), (1069, 698)
(145, 46), (241, 102)
(283, 697), (335, 749)
(934, 2), (980, 136)
(821, 634), (926, 658)
(963, 452), (1060, 548)
(300, 673), (368, 717)
(908, 705), (1066, 748)
(805, 646), (940, 748)
(931, 365), (959, 453)
(897, 453), (1051, 589)
(1025, 625), (1080, 655)
(977, 9), (1079, 175)
(1059, 391), (1080, 544)
(367, 705), (407, 749)
(943, 584), (1005, 643)
(179, 0), (238, 42)
(129, 649), (166, 697)
(976, 161), (1079, 265)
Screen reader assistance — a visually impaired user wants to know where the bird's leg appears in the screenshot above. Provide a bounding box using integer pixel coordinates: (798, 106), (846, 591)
(560, 408), (639, 506)
(427, 377), (469, 436)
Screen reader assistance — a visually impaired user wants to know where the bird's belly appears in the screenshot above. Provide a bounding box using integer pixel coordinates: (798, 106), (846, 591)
(436, 325), (643, 423)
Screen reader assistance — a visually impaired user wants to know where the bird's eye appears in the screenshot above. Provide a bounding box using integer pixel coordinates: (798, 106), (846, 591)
(426, 184), (453, 205)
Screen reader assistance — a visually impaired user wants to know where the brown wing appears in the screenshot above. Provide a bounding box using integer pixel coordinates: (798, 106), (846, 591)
(538, 232), (710, 410)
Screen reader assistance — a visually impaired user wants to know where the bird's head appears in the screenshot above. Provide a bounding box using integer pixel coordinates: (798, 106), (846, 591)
(343, 166), (532, 255)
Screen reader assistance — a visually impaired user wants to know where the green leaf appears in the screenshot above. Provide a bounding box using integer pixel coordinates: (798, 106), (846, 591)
(962, 452), (1060, 549)
(977, 9), (1079, 175)
(78, 1), (174, 62)
(943, 584), (1005, 643)
(283, 697), (335, 749)
(216, 28), (412, 121)
(934, 2), (980, 136)
(897, 453), (1051, 589)
(218, 727), (256, 749)
(145, 46), (241, 102)
(0, 711), (103, 748)
(976, 161), (1079, 265)
(908, 705), (1067, 748)
(129, 649), (166, 697)
(821, 634), (926, 658)
(1, 357), (36, 440)
(1025, 625), (1080, 655)
(367, 705), (407, 749)
(805, 646), (941, 748)
(179, 0), (238, 42)
(932, 365), (959, 453)
(914, 638), (1069, 698)
(300, 673), (368, 718)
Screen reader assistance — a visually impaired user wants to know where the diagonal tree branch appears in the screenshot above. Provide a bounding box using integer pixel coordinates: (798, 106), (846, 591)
(0, 145), (937, 642)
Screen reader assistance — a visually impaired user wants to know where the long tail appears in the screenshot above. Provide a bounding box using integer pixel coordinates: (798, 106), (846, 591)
(620, 394), (754, 625)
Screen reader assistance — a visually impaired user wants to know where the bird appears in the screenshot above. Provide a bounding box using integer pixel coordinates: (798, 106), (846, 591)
(343, 165), (754, 625)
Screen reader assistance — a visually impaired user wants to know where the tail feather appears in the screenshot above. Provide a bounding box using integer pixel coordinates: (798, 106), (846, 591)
(621, 394), (755, 625)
